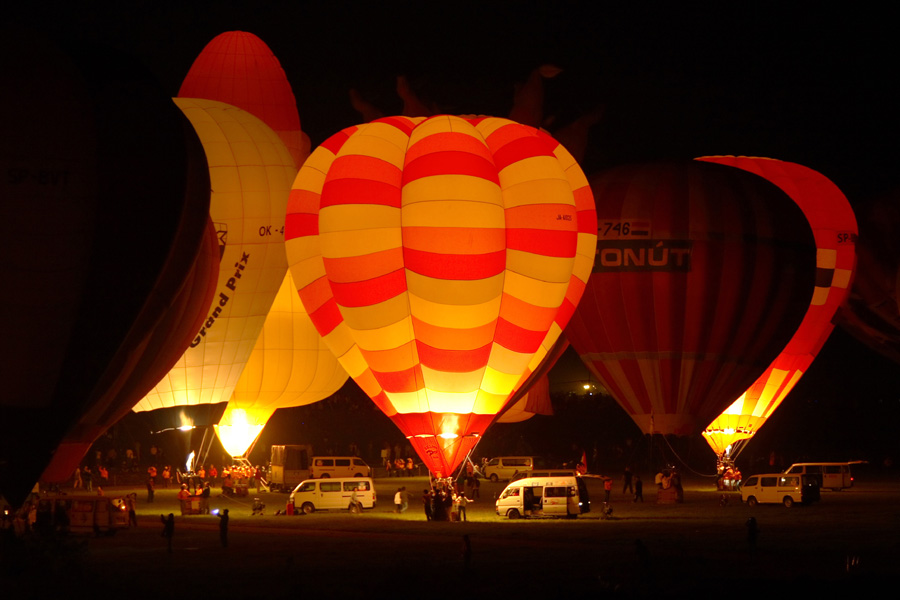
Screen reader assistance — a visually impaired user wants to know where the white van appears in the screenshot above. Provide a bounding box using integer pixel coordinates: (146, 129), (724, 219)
(741, 473), (820, 507)
(783, 462), (863, 491)
(309, 456), (371, 479)
(483, 456), (534, 482)
(290, 478), (376, 513)
(495, 474), (590, 519)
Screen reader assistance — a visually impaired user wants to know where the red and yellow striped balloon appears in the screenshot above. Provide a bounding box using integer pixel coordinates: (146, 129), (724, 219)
(285, 115), (596, 477)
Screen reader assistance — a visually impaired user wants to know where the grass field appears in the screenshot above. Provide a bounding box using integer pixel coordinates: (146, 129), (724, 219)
(3, 474), (899, 598)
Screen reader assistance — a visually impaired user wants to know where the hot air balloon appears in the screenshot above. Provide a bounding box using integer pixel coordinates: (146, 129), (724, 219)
(132, 98), (296, 430)
(215, 270), (349, 458)
(565, 161), (817, 438)
(696, 157), (858, 458)
(0, 32), (212, 505)
(285, 115), (596, 478)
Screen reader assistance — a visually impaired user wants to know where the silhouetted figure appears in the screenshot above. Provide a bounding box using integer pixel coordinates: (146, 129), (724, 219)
(160, 513), (174, 553)
(746, 517), (758, 553)
(462, 534), (472, 571)
(218, 508), (229, 547)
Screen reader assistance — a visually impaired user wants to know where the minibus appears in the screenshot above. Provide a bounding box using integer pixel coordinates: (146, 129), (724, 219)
(495, 474), (590, 518)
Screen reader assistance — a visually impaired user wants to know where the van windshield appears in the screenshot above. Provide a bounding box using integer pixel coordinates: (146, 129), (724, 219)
(500, 487), (520, 499)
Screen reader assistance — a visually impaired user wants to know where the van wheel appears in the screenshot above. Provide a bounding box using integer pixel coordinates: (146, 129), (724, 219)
(783, 496), (794, 508)
(320, 473), (330, 478)
(507, 508), (520, 519)
(746, 496), (758, 507)
(354, 473), (363, 478)
(490, 474), (499, 483)
(301, 502), (315, 514)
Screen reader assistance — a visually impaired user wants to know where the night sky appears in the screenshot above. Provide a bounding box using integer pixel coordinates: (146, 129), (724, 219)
(8, 2), (900, 468)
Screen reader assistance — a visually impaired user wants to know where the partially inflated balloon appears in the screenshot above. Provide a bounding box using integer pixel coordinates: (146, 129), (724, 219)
(215, 271), (348, 457)
(696, 157), (857, 455)
(133, 99), (296, 419)
(566, 161), (817, 437)
(41, 217), (220, 484)
(286, 115), (596, 477)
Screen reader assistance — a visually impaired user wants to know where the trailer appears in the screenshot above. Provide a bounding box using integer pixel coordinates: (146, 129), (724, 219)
(268, 444), (313, 492)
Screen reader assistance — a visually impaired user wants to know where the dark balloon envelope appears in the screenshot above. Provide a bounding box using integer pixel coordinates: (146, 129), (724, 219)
(836, 190), (900, 365)
(565, 161), (817, 437)
(0, 32), (213, 505)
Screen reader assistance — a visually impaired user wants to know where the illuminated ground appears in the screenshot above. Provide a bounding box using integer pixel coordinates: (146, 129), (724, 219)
(4, 475), (898, 597)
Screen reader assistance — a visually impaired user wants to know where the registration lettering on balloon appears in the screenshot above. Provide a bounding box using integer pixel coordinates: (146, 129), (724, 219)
(596, 239), (692, 272)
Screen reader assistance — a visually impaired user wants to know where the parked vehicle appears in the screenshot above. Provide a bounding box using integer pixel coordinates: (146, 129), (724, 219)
(495, 474), (590, 519)
(310, 456), (371, 478)
(483, 456), (534, 482)
(290, 478), (376, 513)
(741, 473), (820, 507)
(783, 462), (864, 491)
(268, 444), (313, 491)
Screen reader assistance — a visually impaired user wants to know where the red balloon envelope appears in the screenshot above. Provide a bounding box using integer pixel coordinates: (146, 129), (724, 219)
(565, 161), (817, 437)
(696, 157), (858, 455)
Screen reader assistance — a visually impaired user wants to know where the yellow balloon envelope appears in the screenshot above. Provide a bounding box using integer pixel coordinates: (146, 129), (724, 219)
(134, 98), (296, 415)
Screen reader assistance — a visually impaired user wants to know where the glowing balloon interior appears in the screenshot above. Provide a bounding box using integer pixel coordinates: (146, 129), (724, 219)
(286, 115), (596, 477)
(216, 271), (349, 456)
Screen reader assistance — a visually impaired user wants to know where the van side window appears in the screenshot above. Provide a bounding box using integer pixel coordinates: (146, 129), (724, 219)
(760, 477), (777, 487)
(321, 482), (341, 493)
(544, 486), (566, 498)
(825, 465), (841, 474)
(335, 459), (350, 467)
(780, 476), (799, 487)
(344, 481), (370, 491)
